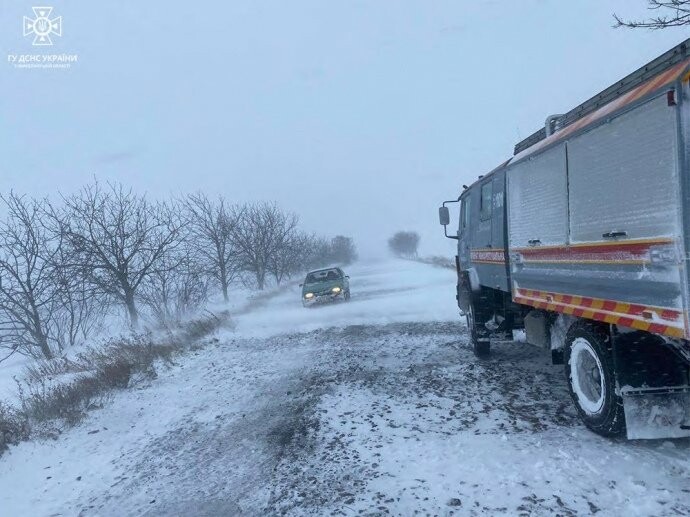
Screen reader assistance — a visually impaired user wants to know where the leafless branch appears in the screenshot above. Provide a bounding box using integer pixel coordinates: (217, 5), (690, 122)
(614, 0), (690, 29)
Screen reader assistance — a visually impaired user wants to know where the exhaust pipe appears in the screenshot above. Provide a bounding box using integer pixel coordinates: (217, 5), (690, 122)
(545, 114), (564, 137)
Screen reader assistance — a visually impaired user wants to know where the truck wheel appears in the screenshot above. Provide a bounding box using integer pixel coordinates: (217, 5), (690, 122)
(564, 322), (625, 437)
(467, 295), (490, 358)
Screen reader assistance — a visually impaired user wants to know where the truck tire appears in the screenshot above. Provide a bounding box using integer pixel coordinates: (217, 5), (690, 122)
(564, 322), (625, 437)
(467, 293), (491, 358)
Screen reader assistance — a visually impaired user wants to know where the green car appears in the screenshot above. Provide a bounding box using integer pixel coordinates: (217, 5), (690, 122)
(300, 267), (351, 307)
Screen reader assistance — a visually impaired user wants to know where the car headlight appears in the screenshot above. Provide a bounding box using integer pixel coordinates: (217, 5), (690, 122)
(304, 292), (314, 299)
(331, 287), (341, 293)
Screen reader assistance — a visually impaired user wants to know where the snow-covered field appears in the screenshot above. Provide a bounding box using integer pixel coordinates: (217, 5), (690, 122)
(1, 259), (689, 516)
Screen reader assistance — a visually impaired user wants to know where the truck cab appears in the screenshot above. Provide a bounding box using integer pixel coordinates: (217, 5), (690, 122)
(459, 170), (509, 293)
(441, 167), (512, 356)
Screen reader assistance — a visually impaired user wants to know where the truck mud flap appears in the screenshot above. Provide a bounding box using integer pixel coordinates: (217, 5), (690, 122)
(622, 387), (690, 439)
(456, 271), (472, 312)
(613, 330), (690, 439)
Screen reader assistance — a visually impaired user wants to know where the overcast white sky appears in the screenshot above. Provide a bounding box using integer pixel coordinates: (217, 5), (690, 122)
(1, 1), (688, 258)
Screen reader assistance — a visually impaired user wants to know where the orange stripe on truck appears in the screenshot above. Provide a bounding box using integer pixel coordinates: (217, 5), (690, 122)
(513, 287), (686, 339)
(512, 238), (674, 265)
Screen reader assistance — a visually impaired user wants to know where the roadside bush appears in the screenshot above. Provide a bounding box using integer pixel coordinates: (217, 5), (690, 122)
(17, 338), (166, 430)
(182, 310), (233, 342)
(0, 301), (236, 459)
(18, 375), (106, 427)
(0, 401), (29, 451)
(15, 311), (231, 436)
(24, 357), (87, 383)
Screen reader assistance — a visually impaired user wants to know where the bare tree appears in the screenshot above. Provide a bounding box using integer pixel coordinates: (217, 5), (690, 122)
(0, 194), (62, 359)
(139, 245), (209, 327)
(329, 235), (358, 265)
(52, 245), (106, 351)
(58, 182), (184, 328)
(304, 236), (335, 270)
(183, 193), (241, 302)
(267, 231), (311, 285)
(388, 231), (420, 258)
(269, 234), (357, 280)
(614, 1), (690, 28)
(231, 203), (298, 290)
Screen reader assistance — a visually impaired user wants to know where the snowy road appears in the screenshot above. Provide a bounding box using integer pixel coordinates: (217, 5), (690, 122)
(1, 260), (689, 516)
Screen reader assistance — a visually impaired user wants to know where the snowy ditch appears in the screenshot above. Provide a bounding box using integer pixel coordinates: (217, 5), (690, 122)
(0, 282), (292, 455)
(0, 312), (233, 453)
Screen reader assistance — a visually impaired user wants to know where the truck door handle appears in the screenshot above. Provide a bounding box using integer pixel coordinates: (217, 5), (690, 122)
(602, 231), (627, 239)
(527, 239), (541, 246)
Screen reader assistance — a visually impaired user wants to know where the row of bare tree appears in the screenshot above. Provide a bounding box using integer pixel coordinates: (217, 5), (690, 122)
(0, 182), (356, 360)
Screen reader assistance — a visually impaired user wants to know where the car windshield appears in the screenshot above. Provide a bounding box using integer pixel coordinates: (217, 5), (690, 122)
(305, 269), (341, 283)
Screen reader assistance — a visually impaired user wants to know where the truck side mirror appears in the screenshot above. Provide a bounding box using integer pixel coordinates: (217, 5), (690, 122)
(439, 206), (450, 226)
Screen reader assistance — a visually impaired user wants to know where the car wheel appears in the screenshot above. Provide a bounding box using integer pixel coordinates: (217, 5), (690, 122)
(564, 322), (625, 437)
(344, 289), (351, 301)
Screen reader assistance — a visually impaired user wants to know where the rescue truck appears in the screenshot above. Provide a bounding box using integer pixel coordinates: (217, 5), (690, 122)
(439, 39), (690, 439)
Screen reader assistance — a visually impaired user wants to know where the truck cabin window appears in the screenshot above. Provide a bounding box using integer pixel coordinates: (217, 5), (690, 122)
(480, 181), (492, 220)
